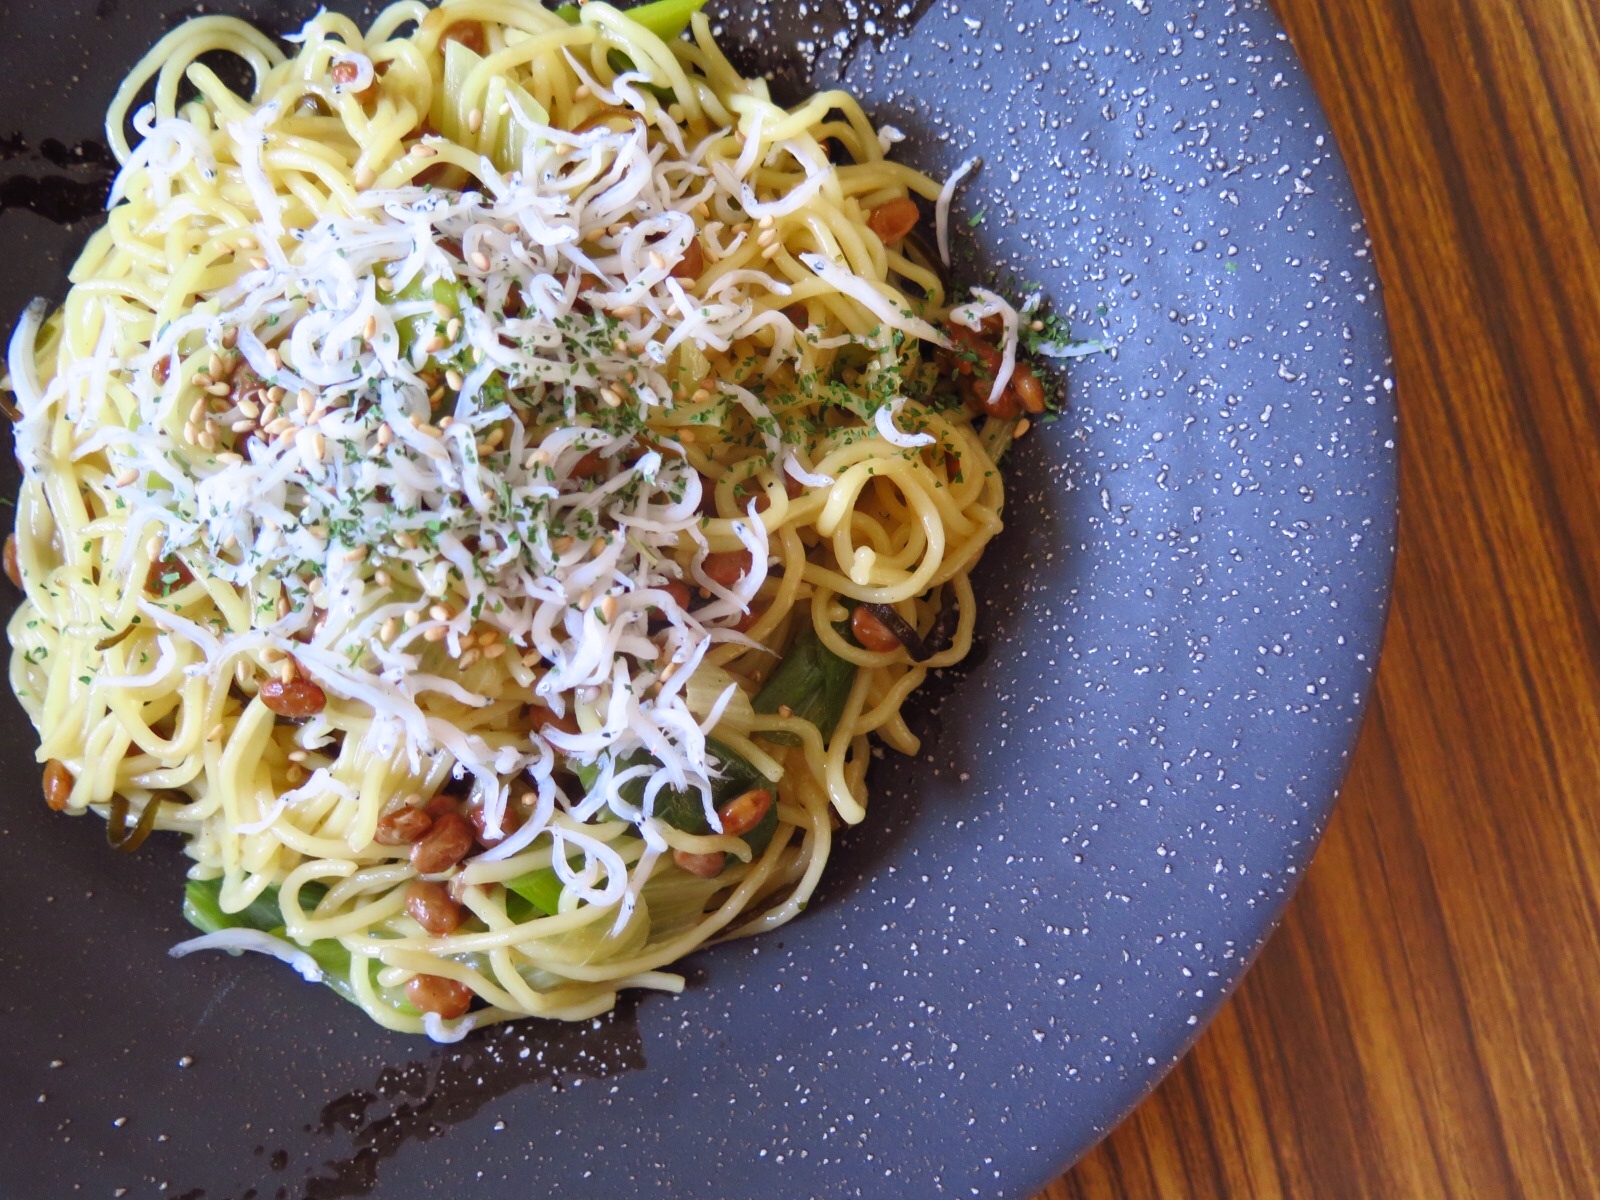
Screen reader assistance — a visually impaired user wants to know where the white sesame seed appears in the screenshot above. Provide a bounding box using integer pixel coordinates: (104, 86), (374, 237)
(266, 385), (286, 403)
(376, 422), (394, 446)
(114, 466), (138, 487)
(468, 108), (483, 134)
(410, 143), (437, 158)
(445, 369), (464, 391)
(249, 256), (268, 270)
(578, 589), (593, 610)
(297, 388), (315, 415)
(483, 643), (506, 659)
(429, 603), (453, 622)
(206, 381), (231, 396)
(373, 569), (392, 587)
(363, 314), (378, 341)
(380, 617), (398, 642)
(342, 545), (367, 563)
(458, 647), (481, 669)
(403, 609), (421, 627)
(445, 317), (461, 341)
(648, 251), (667, 271)
(237, 398), (260, 419)
(470, 250), (491, 272)
(423, 625), (448, 642)
(600, 595), (618, 623)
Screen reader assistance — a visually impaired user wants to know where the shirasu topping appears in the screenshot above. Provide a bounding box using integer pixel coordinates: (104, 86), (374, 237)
(15, 79), (937, 912)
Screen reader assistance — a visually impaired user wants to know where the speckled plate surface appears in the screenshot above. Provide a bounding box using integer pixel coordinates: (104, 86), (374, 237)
(0, 1), (1395, 1197)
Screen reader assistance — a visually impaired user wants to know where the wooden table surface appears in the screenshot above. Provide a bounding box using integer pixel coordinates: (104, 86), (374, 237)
(1033, 0), (1600, 1195)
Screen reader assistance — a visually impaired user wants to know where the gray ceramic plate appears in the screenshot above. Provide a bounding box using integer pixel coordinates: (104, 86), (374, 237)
(0, 1), (1395, 1197)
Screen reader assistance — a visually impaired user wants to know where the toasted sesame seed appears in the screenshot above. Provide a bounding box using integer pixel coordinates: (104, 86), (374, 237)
(262, 644), (285, 663)
(342, 545), (368, 563)
(470, 250), (491, 272)
(577, 589), (593, 610)
(193, 373), (214, 389)
(445, 317), (461, 341)
(467, 108), (483, 134)
(778, 703), (794, 718)
(476, 630), (499, 647)
(574, 84), (591, 99)
(237, 398), (261, 419)
(189, 398), (208, 423)
(114, 466), (138, 487)
(680, 428), (697, 444)
(264, 417), (293, 436)
(552, 536), (575, 554)
(1013, 418), (1032, 438)
(278, 660), (295, 685)
(354, 165), (375, 190)
(380, 616), (398, 642)
(422, 336), (448, 356)
(287, 749), (308, 763)
(363, 314), (378, 341)
(207, 722), (225, 742)
(600, 386), (622, 408)
(483, 643), (506, 660)
(423, 625), (448, 642)
(197, 430), (217, 451)
(266, 385), (286, 403)
(395, 531), (418, 549)
(145, 534), (164, 558)
(377, 422), (394, 447)
(761, 243), (782, 260)
(297, 388), (315, 415)
(300, 431), (325, 462)
(648, 251), (667, 271)
(216, 451), (244, 465)
(222, 326), (239, 349)
(429, 603), (453, 622)
(260, 402), (280, 425)
(445, 369), (464, 391)
(373, 568), (392, 587)
(206, 381), (231, 396)
(249, 256), (268, 270)
(458, 647), (481, 669)
(659, 660), (679, 683)
(208, 352), (224, 377)
(403, 608), (421, 627)
(759, 215), (774, 230)
(411, 143), (437, 158)
(182, 421), (199, 444)
(439, 416), (454, 431)
(600, 595), (618, 622)
(378, 276), (395, 292)
(229, 419), (254, 433)
(757, 228), (778, 247)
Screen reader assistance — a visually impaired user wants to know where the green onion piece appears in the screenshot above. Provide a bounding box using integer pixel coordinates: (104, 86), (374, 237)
(753, 622), (858, 746)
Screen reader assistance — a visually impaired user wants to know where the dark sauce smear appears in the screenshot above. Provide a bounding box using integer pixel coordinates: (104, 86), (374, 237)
(0, 134), (114, 226)
(182, 998), (648, 1200)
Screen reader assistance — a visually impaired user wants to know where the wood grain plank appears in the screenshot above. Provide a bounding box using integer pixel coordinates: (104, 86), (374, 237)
(1035, 0), (1600, 1195)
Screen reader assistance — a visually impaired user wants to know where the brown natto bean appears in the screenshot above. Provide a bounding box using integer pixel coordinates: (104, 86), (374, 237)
(404, 880), (464, 934)
(851, 605), (903, 653)
(42, 759), (73, 811)
(258, 676), (327, 718)
(702, 549), (752, 588)
(410, 811), (474, 874)
(867, 196), (920, 244)
(405, 973), (473, 1018)
(374, 807), (433, 846)
(673, 848), (725, 878)
(717, 788), (772, 838)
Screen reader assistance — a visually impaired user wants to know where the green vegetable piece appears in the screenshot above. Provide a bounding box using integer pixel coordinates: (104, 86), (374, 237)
(388, 271), (464, 362)
(180, 880), (355, 1005)
(556, 0), (706, 39)
(182, 877), (280, 935)
(753, 622), (859, 746)
(505, 865), (564, 918)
